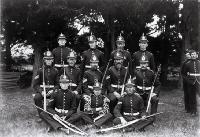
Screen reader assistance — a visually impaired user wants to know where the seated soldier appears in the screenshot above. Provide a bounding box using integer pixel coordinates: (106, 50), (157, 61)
(113, 78), (153, 132)
(40, 74), (77, 133)
(67, 81), (112, 129)
(134, 54), (160, 115)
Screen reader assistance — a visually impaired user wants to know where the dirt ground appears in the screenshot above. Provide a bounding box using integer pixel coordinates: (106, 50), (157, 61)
(0, 87), (199, 137)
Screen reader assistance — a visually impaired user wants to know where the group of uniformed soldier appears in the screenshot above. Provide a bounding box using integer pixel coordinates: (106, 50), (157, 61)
(32, 32), (163, 134)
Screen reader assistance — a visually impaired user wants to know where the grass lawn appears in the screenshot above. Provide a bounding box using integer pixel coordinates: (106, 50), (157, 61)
(0, 87), (199, 137)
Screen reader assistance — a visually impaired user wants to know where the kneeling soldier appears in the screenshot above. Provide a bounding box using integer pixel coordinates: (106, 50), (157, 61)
(67, 81), (112, 129)
(113, 78), (152, 131)
(40, 74), (77, 132)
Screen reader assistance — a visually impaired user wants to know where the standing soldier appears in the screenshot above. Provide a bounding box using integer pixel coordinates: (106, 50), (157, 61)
(134, 54), (160, 115)
(181, 50), (200, 116)
(132, 33), (156, 74)
(113, 78), (152, 131)
(52, 33), (72, 74)
(60, 50), (82, 108)
(33, 50), (59, 120)
(105, 51), (130, 113)
(40, 74), (77, 133)
(110, 33), (132, 75)
(67, 81), (112, 129)
(181, 49), (191, 113)
(80, 33), (105, 76)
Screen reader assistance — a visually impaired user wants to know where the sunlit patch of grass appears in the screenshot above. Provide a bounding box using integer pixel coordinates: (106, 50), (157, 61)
(0, 87), (199, 137)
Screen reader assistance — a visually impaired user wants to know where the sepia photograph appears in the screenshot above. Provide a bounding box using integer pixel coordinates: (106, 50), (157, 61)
(0, 0), (199, 136)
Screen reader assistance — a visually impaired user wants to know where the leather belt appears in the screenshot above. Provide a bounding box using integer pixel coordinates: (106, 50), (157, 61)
(40, 85), (54, 88)
(54, 64), (68, 67)
(111, 84), (123, 88)
(123, 112), (139, 116)
(85, 65), (91, 69)
(137, 86), (151, 90)
(55, 108), (68, 114)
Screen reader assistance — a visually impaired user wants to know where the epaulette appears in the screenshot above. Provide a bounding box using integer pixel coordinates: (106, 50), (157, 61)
(103, 95), (110, 102)
(134, 92), (141, 98)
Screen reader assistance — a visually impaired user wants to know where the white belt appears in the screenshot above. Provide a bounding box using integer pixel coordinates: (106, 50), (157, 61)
(40, 85), (54, 88)
(85, 65), (91, 69)
(136, 66), (150, 69)
(54, 64), (68, 67)
(111, 84), (123, 88)
(88, 86), (93, 89)
(188, 73), (200, 76)
(137, 86), (151, 90)
(55, 108), (68, 114)
(123, 112), (139, 116)
(69, 83), (77, 87)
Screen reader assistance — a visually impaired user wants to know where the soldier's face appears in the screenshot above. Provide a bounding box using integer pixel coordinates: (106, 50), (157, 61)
(114, 59), (123, 68)
(126, 86), (135, 95)
(89, 41), (97, 49)
(90, 62), (98, 69)
(185, 53), (191, 60)
(191, 52), (197, 59)
(44, 59), (53, 66)
(93, 89), (101, 96)
(140, 63), (148, 69)
(67, 58), (76, 66)
(139, 42), (148, 51)
(116, 42), (125, 50)
(60, 83), (69, 90)
(58, 39), (66, 46)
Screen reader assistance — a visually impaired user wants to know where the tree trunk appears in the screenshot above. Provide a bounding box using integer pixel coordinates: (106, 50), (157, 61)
(31, 44), (42, 87)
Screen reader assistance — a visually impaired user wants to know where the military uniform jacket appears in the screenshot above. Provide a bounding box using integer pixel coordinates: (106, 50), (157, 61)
(83, 94), (110, 115)
(114, 93), (144, 118)
(181, 59), (200, 85)
(47, 89), (77, 117)
(82, 69), (103, 94)
(33, 66), (59, 93)
(60, 66), (82, 94)
(132, 50), (155, 73)
(105, 66), (130, 93)
(110, 49), (133, 75)
(135, 69), (160, 95)
(80, 49), (105, 72)
(52, 46), (72, 65)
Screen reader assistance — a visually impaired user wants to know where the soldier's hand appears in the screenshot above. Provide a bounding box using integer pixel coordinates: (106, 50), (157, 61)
(114, 91), (121, 99)
(73, 91), (78, 95)
(47, 90), (54, 96)
(96, 107), (103, 111)
(53, 114), (60, 120)
(151, 93), (157, 97)
(141, 115), (147, 120)
(119, 117), (127, 125)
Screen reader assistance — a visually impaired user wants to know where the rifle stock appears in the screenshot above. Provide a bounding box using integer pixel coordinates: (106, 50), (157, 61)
(101, 59), (112, 88)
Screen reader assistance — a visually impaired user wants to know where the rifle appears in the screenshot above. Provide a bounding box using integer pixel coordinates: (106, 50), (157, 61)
(42, 63), (47, 111)
(96, 112), (163, 133)
(101, 59), (112, 88)
(146, 64), (161, 113)
(120, 63), (129, 96)
(34, 105), (88, 136)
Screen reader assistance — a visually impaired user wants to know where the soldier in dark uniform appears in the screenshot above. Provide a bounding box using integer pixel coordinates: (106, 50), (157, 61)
(181, 49), (191, 113)
(110, 34), (132, 75)
(134, 54), (160, 115)
(181, 50), (200, 115)
(33, 50), (59, 118)
(67, 81), (112, 129)
(80, 33), (105, 76)
(60, 50), (82, 108)
(82, 54), (103, 95)
(113, 78), (152, 131)
(52, 33), (72, 74)
(105, 51), (130, 113)
(40, 74), (77, 132)
(132, 33), (155, 74)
